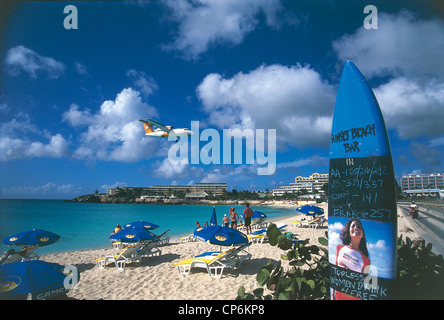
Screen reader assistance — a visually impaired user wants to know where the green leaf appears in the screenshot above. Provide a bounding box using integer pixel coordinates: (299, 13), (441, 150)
(257, 268), (271, 286)
(295, 277), (302, 291)
(306, 280), (315, 290)
(253, 288), (264, 298)
(318, 237), (328, 246)
(278, 292), (290, 300)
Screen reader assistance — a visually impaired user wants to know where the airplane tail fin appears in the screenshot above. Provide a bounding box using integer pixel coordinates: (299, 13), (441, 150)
(139, 119), (154, 134)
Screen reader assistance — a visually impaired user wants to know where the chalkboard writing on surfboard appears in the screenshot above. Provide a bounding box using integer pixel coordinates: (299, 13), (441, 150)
(329, 156), (396, 223)
(328, 61), (397, 300)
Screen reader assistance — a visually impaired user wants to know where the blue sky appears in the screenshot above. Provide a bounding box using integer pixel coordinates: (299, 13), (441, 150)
(1, 0), (443, 199)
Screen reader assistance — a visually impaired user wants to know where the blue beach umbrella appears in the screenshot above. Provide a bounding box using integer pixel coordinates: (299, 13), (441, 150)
(252, 211), (267, 220)
(109, 227), (156, 243)
(0, 260), (77, 300)
(123, 220), (160, 231)
(194, 225), (248, 246)
(209, 206), (217, 226)
(3, 229), (60, 247)
(295, 205), (324, 216)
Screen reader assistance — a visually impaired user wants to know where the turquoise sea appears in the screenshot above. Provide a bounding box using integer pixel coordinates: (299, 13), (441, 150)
(0, 200), (298, 255)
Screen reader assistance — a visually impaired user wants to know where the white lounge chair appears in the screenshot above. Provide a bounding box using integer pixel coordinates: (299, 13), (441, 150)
(95, 244), (142, 270)
(251, 219), (268, 231)
(224, 243), (252, 268)
(174, 248), (237, 278)
(291, 217), (322, 229)
(247, 233), (266, 244)
(248, 224), (286, 244)
(179, 234), (196, 243)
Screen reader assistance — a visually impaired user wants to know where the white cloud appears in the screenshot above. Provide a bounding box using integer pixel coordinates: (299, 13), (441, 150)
(5, 45), (65, 79)
(0, 115), (71, 161)
(126, 69), (159, 97)
(66, 88), (159, 162)
(1, 182), (82, 198)
(197, 64), (335, 149)
(430, 136), (444, 147)
(27, 134), (70, 158)
(153, 158), (188, 178)
(62, 104), (94, 127)
(99, 181), (128, 192)
(368, 239), (387, 250)
(333, 11), (444, 80)
(162, 0), (291, 60)
(333, 10), (444, 143)
(75, 62), (89, 75)
(152, 158), (205, 180)
(0, 134), (70, 161)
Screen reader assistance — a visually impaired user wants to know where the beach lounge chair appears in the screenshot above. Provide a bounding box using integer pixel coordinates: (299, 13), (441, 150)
(179, 234), (196, 243)
(248, 223), (287, 244)
(174, 248), (237, 278)
(305, 217), (323, 229)
(95, 244), (142, 270)
(137, 240), (162, 261)
(251, 219), (268, 231)
(111, 241), (125, 249)
(224, 243), (252, 268)
(155, 229), (170, 246)
(291, 217), (322, 229)
(247, 229), (267, 244)
(1, 246), (39, 264)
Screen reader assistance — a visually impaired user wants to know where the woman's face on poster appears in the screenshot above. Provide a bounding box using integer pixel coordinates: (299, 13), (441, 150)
(349, 220), (364, 240)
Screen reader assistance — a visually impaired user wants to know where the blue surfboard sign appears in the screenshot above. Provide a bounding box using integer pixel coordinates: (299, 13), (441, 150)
(328, 61), (397, 300)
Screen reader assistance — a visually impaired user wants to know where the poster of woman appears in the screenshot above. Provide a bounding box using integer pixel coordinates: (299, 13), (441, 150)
(328, 216), (397, 300)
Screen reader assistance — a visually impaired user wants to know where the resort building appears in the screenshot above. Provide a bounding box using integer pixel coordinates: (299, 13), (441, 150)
(147, 182), (226, 197)
(107, 182), (227, 198)
(272, 173), (329, 197)
(400, 173), (444, 197)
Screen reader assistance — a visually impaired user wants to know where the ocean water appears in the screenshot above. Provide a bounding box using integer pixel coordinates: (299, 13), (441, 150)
(0, 200), (298, 255)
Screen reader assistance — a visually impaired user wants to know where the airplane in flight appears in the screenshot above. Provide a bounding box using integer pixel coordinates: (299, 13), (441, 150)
(138, 118), (193, 142)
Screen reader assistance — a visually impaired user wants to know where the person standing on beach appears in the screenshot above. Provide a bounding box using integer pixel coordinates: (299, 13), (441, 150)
(223, 214), (230, 227)
(229, 207), (239, 229)
(243, 203), (254, 234)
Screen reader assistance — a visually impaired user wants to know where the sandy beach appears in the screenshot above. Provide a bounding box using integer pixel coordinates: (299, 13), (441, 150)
(41, 204), (420, 300)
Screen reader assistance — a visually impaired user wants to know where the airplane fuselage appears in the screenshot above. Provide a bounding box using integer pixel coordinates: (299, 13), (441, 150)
(145, 128), (193, 138)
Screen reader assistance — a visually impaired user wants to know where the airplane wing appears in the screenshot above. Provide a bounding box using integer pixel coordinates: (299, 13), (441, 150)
(144, 118), (171, 133)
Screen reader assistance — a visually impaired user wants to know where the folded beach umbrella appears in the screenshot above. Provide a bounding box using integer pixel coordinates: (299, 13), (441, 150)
(109, 226), (156, 243)
(295, 205), (324, 216)
(123, 220), (159, 231)
(209, 206), (217, 226)
(0, 260), (78, 300)
(3, 229), (60, 247)
(194, 225), (248, 246)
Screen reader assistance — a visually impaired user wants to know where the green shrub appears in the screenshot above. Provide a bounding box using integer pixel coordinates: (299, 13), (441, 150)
(394, 235), (444, 299)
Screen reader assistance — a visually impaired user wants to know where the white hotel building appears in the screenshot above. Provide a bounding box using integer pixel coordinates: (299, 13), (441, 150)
(400, 173), (444, 197)
(272, 173), (329, 197)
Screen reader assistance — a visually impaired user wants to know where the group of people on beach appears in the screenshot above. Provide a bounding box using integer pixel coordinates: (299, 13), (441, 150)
(196, 203), (255, 234)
